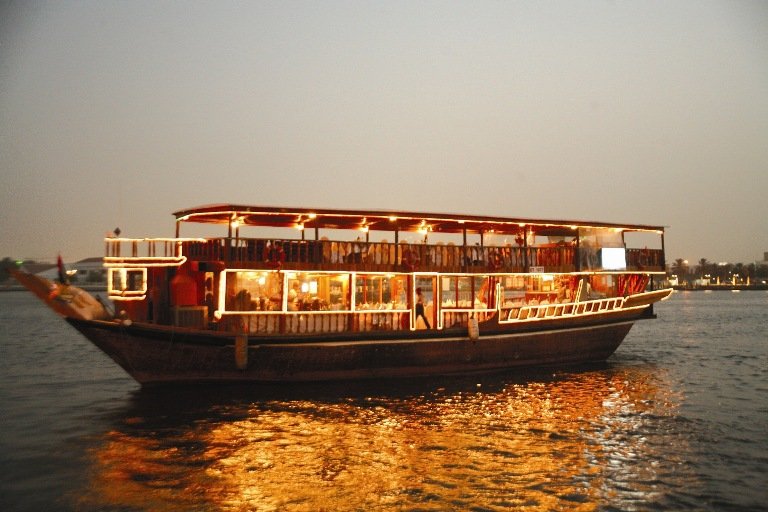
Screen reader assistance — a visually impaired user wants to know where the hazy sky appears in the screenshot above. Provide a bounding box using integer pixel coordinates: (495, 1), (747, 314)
(1, 1), (766, 264)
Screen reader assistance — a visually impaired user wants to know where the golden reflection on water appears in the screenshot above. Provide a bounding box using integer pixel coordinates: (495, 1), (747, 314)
(77, 366), (685, 511)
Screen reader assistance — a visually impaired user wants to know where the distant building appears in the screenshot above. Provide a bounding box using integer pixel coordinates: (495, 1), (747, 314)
(35, 257), (106, 284)
(19, 262), (57, 276)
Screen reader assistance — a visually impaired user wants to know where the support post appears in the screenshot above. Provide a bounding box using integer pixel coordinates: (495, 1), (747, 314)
(523, 228), (529, 271)
(575, 228), (581, 272)
(235, 331), (248, 370)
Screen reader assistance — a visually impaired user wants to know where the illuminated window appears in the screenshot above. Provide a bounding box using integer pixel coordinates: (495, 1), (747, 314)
(355, 274), (406, 310)
(225, 271), (282, 311)
(474, 276), (491, 308)
(440, 276), (471, 308)
(500, 275), (526, 305)
(108, 268), (147, 296)
(288, 273), (351, 311)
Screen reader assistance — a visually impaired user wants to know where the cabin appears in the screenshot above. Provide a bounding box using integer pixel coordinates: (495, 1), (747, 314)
(103, 205), (666, 334)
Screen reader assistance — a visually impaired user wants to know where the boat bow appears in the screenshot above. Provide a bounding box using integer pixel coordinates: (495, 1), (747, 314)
(12, 271), (111, 321)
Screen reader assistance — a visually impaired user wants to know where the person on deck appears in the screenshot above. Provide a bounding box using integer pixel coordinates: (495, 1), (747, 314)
(415, 287), (431, 329)
(288, 282), (301, 310)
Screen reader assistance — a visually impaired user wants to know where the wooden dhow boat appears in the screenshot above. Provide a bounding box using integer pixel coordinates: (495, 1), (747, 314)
(14, 205), (672, 385)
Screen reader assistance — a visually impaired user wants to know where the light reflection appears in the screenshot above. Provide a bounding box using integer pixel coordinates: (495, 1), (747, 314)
(76, 366), (690, 511)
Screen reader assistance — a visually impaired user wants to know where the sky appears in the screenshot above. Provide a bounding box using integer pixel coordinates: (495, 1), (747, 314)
(1, 0), (766, 265)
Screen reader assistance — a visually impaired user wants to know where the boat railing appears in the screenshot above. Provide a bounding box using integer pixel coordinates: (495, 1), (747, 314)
(222, 310), (412, 335)
(222, 307), (503, 335)
(500, 296), (626, 323)
(104, 238), (663, 273)
(216, 294), (633, 334)
(441, 309), (496, 329)
(626, 248), (664, 270)
(176, 238), (616, 273)
(104, 238), (206, 266)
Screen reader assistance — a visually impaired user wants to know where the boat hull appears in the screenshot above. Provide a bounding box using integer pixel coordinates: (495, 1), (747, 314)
(67, 316), (637, 385)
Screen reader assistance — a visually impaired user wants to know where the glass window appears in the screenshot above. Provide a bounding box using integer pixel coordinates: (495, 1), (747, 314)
(226, 271), (283, 311)
(580, 228), (625, 270)
(441, 276), (457, 307)
(500, 275), (526, 306)
(109, 268), (147, 295)
(355, 274), (407, 310)
(126, 269), (144, 292)
(589, 274), (614, 298)
(441, 276), (475, 308)
(287, 273), (350, 311)
(110, 269), (122, 292)
(474, 276), (491, 309)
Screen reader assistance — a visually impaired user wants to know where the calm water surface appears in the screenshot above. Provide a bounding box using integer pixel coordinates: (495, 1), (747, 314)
(0, 291), (766, 511)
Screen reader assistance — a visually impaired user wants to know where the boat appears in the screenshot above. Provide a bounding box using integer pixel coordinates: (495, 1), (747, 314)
(14, 204), (673, 385)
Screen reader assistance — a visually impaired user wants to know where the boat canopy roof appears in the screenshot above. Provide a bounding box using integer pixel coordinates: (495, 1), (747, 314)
(173, 204), (665, 236)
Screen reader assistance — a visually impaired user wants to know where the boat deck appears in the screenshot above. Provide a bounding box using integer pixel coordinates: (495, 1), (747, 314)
(104, 237), (665, 274)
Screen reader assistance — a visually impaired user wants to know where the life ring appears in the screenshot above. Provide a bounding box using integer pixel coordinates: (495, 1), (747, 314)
(402, 248), (420, 271)
(264, 243), (285, 269)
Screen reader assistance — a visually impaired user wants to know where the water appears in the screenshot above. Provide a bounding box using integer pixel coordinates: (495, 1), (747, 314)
(0, 291), (766, 511)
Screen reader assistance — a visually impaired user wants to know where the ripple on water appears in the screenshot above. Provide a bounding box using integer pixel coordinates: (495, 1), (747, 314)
(1, 291), (767, 510)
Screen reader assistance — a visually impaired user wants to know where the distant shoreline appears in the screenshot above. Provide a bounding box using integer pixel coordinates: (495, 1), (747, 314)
(672, 285), (768, 291)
